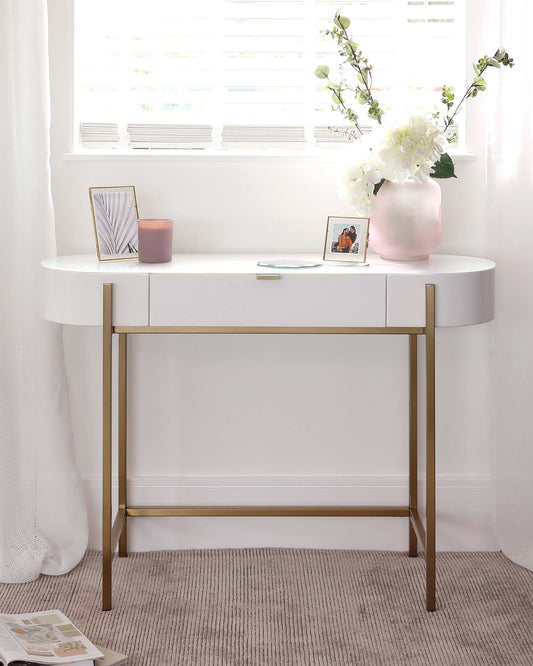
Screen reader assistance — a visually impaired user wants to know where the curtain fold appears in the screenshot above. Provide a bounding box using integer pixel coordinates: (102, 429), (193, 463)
(488, 0), (533, 570)
(0, 0), (87, 581)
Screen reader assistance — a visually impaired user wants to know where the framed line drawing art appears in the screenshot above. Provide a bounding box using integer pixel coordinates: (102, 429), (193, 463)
(89, 186), (140, 261)
(322, 216), (370, 264)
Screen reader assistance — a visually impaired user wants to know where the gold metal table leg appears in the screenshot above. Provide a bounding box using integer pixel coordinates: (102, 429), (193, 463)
(425, 284), (436, 611)
(102, 283), (113, 611)
(118, 334), (128, 558)
(99, 286), (439, 611)
(408, 334), (418, 557)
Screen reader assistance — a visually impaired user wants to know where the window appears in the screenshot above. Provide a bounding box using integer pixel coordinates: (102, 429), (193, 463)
(74, 0), (465, 149)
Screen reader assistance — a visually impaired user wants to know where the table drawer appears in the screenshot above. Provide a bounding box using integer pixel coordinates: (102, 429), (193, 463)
(386, 269), (495, 327)
(42, 268), (149, 326)
(150, 274), (386, 327)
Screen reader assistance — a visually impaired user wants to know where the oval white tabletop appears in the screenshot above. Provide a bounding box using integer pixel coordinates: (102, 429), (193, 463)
(42, 253), (495, 328)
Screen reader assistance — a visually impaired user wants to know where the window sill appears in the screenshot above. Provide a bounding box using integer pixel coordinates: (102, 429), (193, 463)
(63, 148), (478, 164)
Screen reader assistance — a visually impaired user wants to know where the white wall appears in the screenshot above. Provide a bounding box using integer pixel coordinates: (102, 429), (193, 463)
(47, 0), (498, 551)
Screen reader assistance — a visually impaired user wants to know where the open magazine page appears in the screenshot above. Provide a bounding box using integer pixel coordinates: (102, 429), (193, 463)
(0, 621), (25, 665)
(0, 611), (103, 665)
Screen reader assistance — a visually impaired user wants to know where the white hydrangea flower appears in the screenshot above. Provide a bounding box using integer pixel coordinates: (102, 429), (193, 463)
(336, 138), (383, 217)
(336, 114), (446, 215)
(378, 114), (446, 184)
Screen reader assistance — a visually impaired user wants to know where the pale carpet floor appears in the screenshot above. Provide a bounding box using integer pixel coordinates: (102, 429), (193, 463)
(1, 550), (532, 665)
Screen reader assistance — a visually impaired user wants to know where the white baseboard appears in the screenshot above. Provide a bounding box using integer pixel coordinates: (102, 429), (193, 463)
(82, 475), (497, 552)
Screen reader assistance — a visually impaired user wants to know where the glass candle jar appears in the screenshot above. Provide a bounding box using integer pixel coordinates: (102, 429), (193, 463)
(138, 218), (173, 263)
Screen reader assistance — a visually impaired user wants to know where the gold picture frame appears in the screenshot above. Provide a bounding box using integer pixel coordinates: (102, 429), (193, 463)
(89, 186), (140, 262)
(322, 215), (370, 264)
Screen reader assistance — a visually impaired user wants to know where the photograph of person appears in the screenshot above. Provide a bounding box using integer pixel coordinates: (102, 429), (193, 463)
(330, 223), (360, 254)
(336, 227), (353, 253)
(323, 216), (369, 263)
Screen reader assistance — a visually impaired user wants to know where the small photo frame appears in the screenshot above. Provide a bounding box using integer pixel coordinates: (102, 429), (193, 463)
(323, 216), (370, 264)
(89, 186), (140, 261)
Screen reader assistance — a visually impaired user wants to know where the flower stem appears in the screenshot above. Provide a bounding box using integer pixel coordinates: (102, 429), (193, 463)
(443, 62), (488, 133)
(337, 22), (382, 124)
(325, 74), (364, 136)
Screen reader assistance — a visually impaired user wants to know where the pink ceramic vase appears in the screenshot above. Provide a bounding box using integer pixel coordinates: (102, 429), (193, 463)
(369, 180), (441, 262)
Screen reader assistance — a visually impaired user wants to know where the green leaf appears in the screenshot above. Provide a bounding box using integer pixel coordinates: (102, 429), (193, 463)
(373, 178), (385, 196)
(494, 47), (505, 62)
(344, 41), (358, 58)
(314, 65), (330, 79)
(332, 92), (341, 105)
(473, 63), (479, 75)
(430, 153), (457, 179)
(474, 76), (486, 91)
(357, 71), (368, 86)
(334, 15), (350, 29)
(486, 57), (500, 68)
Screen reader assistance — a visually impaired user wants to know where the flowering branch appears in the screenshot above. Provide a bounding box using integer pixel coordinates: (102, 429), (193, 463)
(441, 48), (514, 138)
(314, 13), (384, 135)
(316, 13), (515, 214)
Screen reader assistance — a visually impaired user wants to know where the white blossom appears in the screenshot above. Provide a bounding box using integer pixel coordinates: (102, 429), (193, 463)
(337, 114), (446, 215)
(336, 138), (383, 216)
(378, 114), (446, 184)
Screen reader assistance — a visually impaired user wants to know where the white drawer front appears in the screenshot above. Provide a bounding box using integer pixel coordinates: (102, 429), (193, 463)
(42, 268), (149, 326)
(386, 268), (495, 328)
(150, 274), (386, 327)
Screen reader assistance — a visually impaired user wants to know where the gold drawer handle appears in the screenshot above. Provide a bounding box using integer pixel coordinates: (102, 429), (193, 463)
(256, 274), (281, 280)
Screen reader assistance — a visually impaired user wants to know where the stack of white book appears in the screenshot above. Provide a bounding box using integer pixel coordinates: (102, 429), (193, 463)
(0, 610), (126, 666)
(127, 123), (213, 149)
(221, 125), (305, 147)
(79, 124), (120, 149)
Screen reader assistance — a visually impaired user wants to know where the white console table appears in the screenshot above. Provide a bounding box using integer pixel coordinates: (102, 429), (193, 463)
(41, 253), (495, 612)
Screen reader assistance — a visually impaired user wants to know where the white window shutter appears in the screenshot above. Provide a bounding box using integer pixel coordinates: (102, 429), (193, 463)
(75, 0), (465, 149)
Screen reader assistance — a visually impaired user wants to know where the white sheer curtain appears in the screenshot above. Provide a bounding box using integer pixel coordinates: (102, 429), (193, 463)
(488, 0), (533, 570)
(0, 0), (87, 581)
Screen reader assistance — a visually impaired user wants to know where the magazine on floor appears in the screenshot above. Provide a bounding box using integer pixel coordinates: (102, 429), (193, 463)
(0, 610), (103, 665)
(93, 647), (126, 666)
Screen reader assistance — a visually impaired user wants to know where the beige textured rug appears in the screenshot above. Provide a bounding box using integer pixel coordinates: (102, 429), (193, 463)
(1, 550), (532, 665)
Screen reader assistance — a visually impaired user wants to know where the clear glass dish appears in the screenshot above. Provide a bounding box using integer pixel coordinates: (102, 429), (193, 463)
(257, 259), (322, 269)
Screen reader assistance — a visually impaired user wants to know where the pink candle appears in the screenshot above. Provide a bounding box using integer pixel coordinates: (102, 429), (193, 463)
(138, 218), (173, 263)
